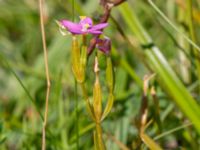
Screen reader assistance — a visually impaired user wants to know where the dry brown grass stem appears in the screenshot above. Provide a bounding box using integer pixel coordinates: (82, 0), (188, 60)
(39, 0), (51, 149)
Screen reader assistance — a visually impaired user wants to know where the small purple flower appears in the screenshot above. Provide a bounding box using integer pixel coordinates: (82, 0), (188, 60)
(60, 16), (108, 35)
(96, 37), (111, 55)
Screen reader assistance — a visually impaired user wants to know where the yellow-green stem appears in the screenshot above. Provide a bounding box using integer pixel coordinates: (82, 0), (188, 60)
(80, 83), (95, 121)
(82, 34), (87, 45)
(95, 123), (106, 150)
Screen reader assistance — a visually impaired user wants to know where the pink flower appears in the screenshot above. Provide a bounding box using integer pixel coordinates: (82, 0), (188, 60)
(96, 37), (111, 54)
(60, 16), (108, 35)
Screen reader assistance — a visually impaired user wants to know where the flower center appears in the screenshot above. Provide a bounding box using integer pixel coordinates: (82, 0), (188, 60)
(81, 23), (90, 32)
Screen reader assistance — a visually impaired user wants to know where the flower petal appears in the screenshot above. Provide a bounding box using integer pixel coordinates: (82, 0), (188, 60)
(88, 30), (103, 35)
(96, 37), (111, 54)
(79, 17), (93, 26)
(91, 23), (108, 30)
(60, 20), (83, 34)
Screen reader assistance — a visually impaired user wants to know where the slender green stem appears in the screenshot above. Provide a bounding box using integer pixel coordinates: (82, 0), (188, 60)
(74, 79), (79, 150)
(151, 87), (162, 133)
(95, 123), (106, 150)
(82, 34), (87, 45)
(80, 83), (95, 121)
(39, 0), (51, 149)
(0, 53), (44, 120)
(80, 83), (88, 100)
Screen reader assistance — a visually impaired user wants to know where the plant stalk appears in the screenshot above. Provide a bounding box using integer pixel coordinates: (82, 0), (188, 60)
(39, 0), (51, 149)
(95, 123), (106, 150)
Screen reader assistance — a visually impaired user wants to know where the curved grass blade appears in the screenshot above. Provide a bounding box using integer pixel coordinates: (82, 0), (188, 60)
(154, 122), (192, 140)
(0, 52), (44, 121)
(118, 2), (200, 135)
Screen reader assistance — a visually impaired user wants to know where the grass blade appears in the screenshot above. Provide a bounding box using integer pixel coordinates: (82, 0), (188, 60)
(118, 2), (200, 135)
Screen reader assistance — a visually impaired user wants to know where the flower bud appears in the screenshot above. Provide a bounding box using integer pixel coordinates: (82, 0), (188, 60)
(71, 36), (84, 83)
(96, 37), (111, 55)
(93, 57), (102, 123)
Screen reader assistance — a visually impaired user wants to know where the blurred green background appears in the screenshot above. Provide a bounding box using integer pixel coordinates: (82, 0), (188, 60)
(0, 0), (200, 149)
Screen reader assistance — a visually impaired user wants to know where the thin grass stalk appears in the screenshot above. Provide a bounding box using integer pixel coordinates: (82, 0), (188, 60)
(150, 87), (162, 133)
(186, 0), (200, 82)
(39, 0), (51, 149)
(177, 5), (191, 83)
(148, 0), (200, 53)
(80, 83), (95, 121)
(154, 122), (192, 140)
(74, 79), (79, 149)
(0, 53), (44, 120)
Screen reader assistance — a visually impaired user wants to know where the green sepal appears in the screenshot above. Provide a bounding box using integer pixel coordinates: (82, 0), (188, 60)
(71, 36), (81, 82)
(93, 76), (102, 123)
(101, 93), (114, 121)
(79, 45), (87, 82)
(106, 56), (114, 92)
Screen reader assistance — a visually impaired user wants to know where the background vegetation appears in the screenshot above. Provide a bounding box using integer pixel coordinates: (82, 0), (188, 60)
(0, 0), (200, 149)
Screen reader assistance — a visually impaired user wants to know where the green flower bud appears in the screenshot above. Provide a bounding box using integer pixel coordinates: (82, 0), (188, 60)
(93, 57), (102, 123)
(71, 36), (81, 81)
(71, 36), (87, 83)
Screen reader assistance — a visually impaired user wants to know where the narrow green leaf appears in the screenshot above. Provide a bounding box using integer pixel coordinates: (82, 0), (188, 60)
(101, 93), (114, 121)
(148, 0), (200, 53)
(154, 122), (192, 140)
(0, 136), (7, 145)
(0, 52), (44, 121)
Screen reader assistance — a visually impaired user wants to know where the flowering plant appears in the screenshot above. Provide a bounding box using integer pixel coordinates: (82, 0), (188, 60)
(58, 16), (114, 150)
(60, 16), (108, 35)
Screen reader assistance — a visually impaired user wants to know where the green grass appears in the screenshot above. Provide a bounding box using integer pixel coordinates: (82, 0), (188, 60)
(0, 0), (200, 149)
